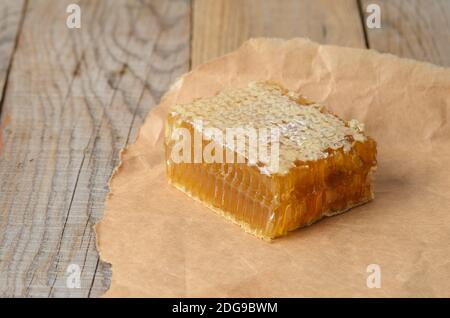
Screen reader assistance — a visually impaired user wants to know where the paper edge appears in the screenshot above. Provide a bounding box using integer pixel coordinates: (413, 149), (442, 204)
(94, 37), (450, 297)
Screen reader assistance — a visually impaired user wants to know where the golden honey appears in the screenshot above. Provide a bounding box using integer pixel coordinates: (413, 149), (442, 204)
(165, 82), (377, 239)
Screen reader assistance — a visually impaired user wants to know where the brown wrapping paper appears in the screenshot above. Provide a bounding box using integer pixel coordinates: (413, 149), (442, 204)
(95, 38), (450, 297)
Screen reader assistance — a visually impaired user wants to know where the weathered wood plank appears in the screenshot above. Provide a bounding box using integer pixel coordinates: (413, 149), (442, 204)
(0, 0), (25, 113)
(0, 0), (190, 297)
(2, 0), (447, 298)
(360, 0), (450, 66)
(191, 0), (366, 66)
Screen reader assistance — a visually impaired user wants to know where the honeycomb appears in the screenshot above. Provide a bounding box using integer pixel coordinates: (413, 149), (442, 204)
(165, 82), (377, 240)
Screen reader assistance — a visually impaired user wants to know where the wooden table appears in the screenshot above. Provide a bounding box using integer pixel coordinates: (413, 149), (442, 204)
(0, 0), (448, 297)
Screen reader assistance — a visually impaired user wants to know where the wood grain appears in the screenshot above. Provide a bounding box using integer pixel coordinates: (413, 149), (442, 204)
(191, 0), (367, 66)
(1, 0), (449, 298)
(360, 0), (450, 66)
(0, 0), (190, 297)
(0, 0), (25, 113)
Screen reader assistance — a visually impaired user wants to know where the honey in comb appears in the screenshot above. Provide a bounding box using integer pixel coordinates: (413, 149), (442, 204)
(165, 82), (377, 240)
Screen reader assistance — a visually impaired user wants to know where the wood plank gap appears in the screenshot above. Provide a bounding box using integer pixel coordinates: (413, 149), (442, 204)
(357, 0), (370, 48)
(0, 0), (28, 116)
(87, 258), (99, 298)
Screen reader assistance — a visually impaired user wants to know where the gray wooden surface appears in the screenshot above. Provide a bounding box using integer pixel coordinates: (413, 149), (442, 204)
(0, 0), (448, 297)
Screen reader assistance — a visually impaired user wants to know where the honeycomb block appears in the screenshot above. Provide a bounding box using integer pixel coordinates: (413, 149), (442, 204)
(165, 82), (377, 240)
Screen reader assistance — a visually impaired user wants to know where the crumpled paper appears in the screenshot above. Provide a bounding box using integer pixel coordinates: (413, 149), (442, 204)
(95, 38), (450, 297)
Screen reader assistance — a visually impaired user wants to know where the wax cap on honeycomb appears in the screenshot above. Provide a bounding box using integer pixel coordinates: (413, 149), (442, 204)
(170, 81), (368, 175)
